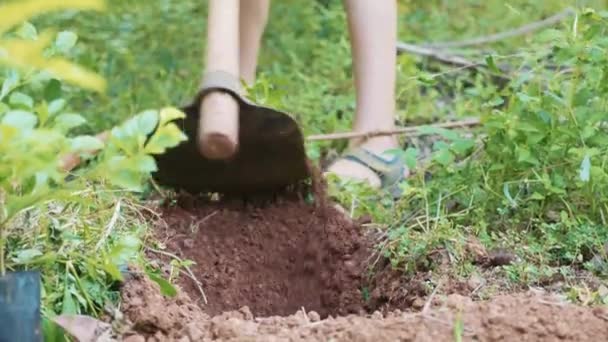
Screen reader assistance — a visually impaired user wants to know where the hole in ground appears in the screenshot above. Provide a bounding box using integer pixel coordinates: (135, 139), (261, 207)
(155, 192), (371, 318)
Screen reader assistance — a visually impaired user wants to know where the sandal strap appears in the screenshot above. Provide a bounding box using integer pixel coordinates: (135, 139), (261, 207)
(343, 148), (405, 190)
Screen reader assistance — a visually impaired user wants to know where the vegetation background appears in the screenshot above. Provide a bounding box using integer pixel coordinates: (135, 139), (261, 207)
(1, 0), (608, 340)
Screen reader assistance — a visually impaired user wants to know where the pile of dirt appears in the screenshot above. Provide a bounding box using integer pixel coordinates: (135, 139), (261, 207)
(151, 188), (371, 318)
(120, 169), (608, 341)
(121, 273), (608, 341)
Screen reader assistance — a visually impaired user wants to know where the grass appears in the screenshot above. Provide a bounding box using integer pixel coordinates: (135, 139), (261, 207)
(3, 0), (608, 339)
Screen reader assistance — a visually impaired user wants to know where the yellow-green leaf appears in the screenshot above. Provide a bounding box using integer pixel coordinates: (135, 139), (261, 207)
(0, 31), (106, 93)
(159, 107), (185, 126)
(144, 123), (187, 154)
(70, 135), (104, 152)
(0, 0), (106, 35)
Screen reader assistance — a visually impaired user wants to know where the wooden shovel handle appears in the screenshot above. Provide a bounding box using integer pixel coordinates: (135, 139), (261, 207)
(197, 0), (240, 160)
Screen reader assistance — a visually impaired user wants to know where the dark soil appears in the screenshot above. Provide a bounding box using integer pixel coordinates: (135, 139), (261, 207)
(152, 188), (371, 318)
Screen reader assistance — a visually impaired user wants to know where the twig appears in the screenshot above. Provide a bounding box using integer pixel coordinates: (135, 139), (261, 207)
(422, 281), (442, 315)
(300, 307), (310, 324)
(190, 210), (218, 233)
(306, 117), (480, 141)
(422, 8), (575, 49)
(396, 42), (479, 68)
(145, 247), (208, 304)
(95, 199), (122, 251)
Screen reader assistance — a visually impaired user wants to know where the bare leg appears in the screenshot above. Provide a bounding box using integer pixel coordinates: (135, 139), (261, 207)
(239, 0), (270, 85)
(326, 0), (407, 188)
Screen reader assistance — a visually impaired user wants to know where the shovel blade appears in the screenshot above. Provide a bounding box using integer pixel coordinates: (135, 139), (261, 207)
(152, 99), (310, 195)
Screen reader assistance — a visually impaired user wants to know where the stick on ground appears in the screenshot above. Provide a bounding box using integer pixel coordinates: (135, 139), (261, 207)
(421, 8), (574, 49)
(306, 117), (480, 142)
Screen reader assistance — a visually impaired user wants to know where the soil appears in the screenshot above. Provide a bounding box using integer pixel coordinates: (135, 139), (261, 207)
(153, 190), (370, 318)
(119, 171), (608, 341)
(121, 273), (608, 341)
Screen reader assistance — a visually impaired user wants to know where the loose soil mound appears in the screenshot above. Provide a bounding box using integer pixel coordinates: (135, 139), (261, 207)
(153, 191), (370, 318)
(123, 172), (608, 341)
(121, 274), (608, 341)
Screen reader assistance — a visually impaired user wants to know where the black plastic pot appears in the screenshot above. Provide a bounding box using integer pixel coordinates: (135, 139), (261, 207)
(0, 271), (42, 342)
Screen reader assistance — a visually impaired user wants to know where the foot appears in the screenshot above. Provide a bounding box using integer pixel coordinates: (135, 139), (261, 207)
(324, 136), (409, 189)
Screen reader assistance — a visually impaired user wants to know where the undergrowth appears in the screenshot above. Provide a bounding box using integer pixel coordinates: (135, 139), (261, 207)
(2, 1), (608, 340)
(329, 7), (608, 300)
(0, 1), (186, 339)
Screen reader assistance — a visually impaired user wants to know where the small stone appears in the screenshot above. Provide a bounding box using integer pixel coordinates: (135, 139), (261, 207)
(123, 335), (146, 342)
(308, 311), (320, 322)
(371, 311), (383, 319)
(177, 337), (190, 342)
(238, 306), (254, 320)
(598, 284), (608, 298)
(467, 274), (485, 291)
(186, 322), (205, 341)
(211, 318), (257, 338)
(411, 297), (426, 310)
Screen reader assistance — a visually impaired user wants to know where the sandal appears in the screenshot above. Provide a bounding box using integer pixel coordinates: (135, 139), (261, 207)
(335, 147), (408, 198)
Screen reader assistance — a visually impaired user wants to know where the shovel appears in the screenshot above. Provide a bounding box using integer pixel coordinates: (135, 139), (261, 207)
(62, 0), (310, 195)
(151, 70), (310, 195)
(155, 0), (309, 194)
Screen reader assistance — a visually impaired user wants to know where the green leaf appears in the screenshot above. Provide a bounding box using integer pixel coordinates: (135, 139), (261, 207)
(146, 272), (177, 297)
(136, 155), (157, 173)
(485, 55), (501, 74)
(55, 31), (78, 53)
(144, 123), (187, 154)
(16, 21), (38, 40)
(70, 135), (104, 152)
(433, 148), (455, 166)
(537, 29), (567, 46)
(484, 96), (504, 108)
(62, 285), (78, 315)
(503, 183), (517, 208)
(109, 234), (141, 265)
(417, 72), (437, 86)
(403, 147), (418, 170)
(9, 91), (33, 109)
(138, 110), (159, 135)
(516, 147), (539, 165)
(451, 139), (475, 155)
(48, 98), (66, 115)
(0, 70), (19, 101)
(12, 248), (42, 264)
(529, 192), (545, 200)
(0, 102), (8, 115)
(580, 154), (591, 182)
(43, 79), (62, 101)
(420, 126), (460, 140)
(101, 262), (123, 281)
(159, 107), (185, 125)
(108, 169), (142, 190)
(515, 92), (539, 104)
(2, 110), (37, 130)
(42, 316), (65, 342)
(54, 113), (86, 131)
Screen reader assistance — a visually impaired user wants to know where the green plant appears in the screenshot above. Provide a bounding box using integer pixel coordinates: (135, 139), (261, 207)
(329, 6), (608, 287)
(0, 1), (188, 339)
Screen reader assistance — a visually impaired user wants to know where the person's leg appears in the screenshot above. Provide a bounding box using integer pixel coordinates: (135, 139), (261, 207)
(326, 0), (406, 188)
(239, 0), (270, 85)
